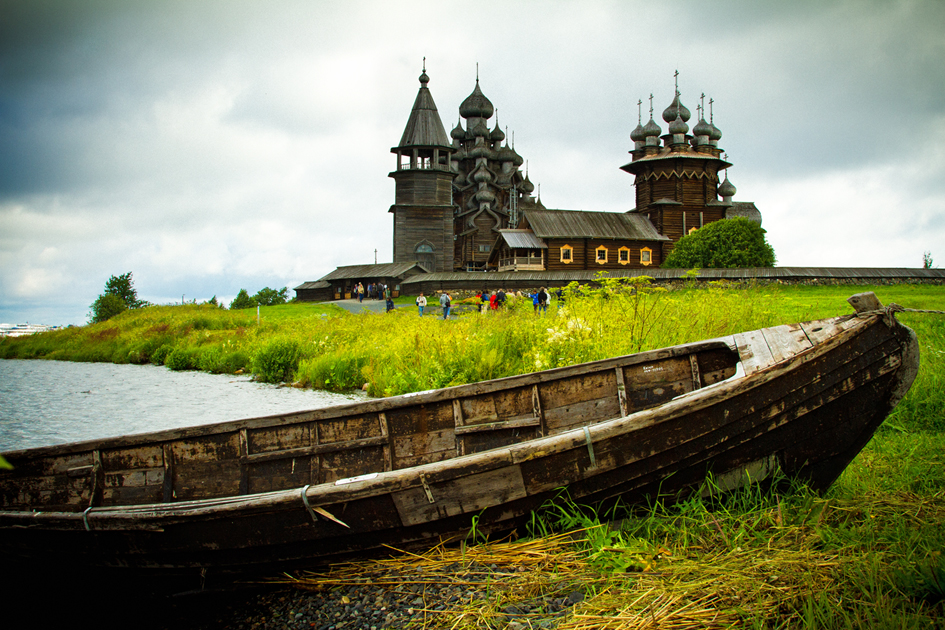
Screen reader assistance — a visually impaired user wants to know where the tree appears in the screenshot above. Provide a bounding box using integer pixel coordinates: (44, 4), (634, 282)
(662, 218), (776, 269)
(229, 289), (256, 309)
(923, 251), (934, 269)
(253, 286), (288, 306)
(89, 272), (148, 323)
(89, 293), (128, 323)
(103, 272), (145, 309)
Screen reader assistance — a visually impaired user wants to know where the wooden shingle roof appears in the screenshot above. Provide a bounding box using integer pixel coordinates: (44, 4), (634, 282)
(497, 229), (548, 249)
(525, 209), (668, 241)
(316, 262), (427, 282)
(396, 75), (452, 149)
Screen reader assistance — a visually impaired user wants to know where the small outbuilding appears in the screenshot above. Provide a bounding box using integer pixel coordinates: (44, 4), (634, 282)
(489, 208), (669, 271)
(294, 262), (428, 301)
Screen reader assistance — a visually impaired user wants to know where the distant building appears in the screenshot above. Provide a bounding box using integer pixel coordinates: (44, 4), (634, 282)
(297, 68), (763, 299)
(622, 80), (761, 261)
(490, 209), (668, 271)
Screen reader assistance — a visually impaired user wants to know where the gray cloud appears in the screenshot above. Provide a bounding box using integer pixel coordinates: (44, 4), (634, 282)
(1, 0), (943, 325)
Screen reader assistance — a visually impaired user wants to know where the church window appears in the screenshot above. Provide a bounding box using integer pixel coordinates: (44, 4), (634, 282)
(618, 247), (630, 265)
(560, 245), (573, 264)
(596, 246), (608, 264)
(641, 247), (652, 266)
(415, 242), (435, 272)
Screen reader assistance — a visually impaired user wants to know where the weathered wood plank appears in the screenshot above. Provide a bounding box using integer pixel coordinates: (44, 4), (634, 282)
(761, 323), (812, 364)
(543, 396), (622, 433)
(736, 330), (775, 375)
(391, 465), (528, 527)
(242, 435), (389, 464)
(532, 385), (546, 436)
(539, 371), (618, 412)
(689, 354), (702, 390)
(615, 367), (629, 416)
(454, 416), (540, 435)
(801, 316), (855, 346)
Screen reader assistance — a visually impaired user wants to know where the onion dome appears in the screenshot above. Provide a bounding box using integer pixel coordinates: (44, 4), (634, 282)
(497, 143), (515, 162)
(630, 122), (646, 143)
(469, 143), (494, 160)
(510, 146), (524, 167)
(708, 122), (722, 142)
(490, 123), (505, 143)
(718, 174), (736, 198)
(692, 117), (712, 137)
(669, 113), (688, 135)
(662, 93), (691, 124)
(475, 188), (496, 203)
(470, 118), (490, 138)
(450, 120), (465, 140)
(643, 116), (661, 138)
(419, 69), (429, 85)
(460, 80), (494, 120)
(521, 173), (535, 194)
(472, 163), (493, 184)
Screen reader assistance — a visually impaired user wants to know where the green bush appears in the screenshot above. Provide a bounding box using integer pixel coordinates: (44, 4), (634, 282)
(663, 217), (776, 268)
(297, 351), (370, 392)
(252, 337), (303, 383)
(150, 344), (174, 365)
(165, 347), (198, 371)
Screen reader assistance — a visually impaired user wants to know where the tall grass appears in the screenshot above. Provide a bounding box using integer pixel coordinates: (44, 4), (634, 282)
(4, 282), (945, 626)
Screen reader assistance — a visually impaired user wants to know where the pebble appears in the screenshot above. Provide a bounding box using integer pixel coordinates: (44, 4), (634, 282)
(149, 561), (586, 630)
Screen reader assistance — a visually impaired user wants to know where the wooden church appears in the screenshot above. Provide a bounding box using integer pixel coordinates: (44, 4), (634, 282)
(389, 67), (760, 274)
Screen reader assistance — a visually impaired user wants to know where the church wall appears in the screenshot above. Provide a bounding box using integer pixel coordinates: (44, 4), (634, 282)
(392, 207), (454, 273)
(651, 179), (676, 202)
(543, 239), (662, 271)
(545, 240), (586, 272)
(681, 178), (705, 205)
(393, 171), (453, 206)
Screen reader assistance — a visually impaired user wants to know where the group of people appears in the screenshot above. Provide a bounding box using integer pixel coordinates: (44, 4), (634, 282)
(413, 287), (551, 319)
(350, 282), (394, 312)
(351, 282), (389, 303)
(414, 291), (453, 319)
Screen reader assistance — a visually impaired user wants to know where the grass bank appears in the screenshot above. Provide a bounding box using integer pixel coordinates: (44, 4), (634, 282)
(4, 282), (944, 627)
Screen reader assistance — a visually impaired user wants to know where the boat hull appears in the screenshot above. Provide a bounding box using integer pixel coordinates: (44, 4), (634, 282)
(0, 297), (919, 591)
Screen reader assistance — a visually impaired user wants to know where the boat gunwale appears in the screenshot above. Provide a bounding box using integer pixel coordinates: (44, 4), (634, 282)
(0, 337), (741, 459)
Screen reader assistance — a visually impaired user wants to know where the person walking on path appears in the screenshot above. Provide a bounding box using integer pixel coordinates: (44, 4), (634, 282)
(439, 291), (451, 320)
(537, 286), (549, 315)
(416, 292), (427, 317)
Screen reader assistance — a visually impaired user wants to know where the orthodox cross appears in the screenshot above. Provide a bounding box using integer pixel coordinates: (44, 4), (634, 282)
(648, 93), (654, 119)
(709, 98), (715, 124)
(637, 99), (642, 124)
(674, 69), (679, 96)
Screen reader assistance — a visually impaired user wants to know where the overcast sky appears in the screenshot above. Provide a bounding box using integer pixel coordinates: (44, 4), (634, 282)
(2, 0), (943, 326)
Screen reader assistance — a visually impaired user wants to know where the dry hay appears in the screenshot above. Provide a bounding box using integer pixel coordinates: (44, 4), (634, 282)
(274, 490), (945, 628)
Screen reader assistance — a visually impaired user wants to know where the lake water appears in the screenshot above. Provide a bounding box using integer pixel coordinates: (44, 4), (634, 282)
(0, 359), (367, 451)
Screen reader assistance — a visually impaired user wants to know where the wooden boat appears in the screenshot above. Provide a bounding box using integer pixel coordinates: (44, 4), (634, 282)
(0, 292), (919, 592)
